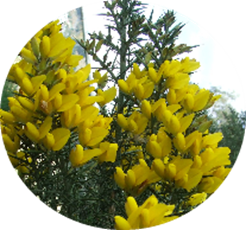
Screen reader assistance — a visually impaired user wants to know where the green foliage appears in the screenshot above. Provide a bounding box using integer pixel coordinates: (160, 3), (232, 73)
(210, 107), (245, 166)
(207, 87), (245, 167)
(1, 81), (17, 111)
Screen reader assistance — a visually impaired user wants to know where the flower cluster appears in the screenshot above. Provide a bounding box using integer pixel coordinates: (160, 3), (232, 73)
(113, 56), (231, 228)
(1, 17), (232, 230)
(1, 20), (117, 175)
(115, 58), (231, 195)
(114, 195), (177, 229)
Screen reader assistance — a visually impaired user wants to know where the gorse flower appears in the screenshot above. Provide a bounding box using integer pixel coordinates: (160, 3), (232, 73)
(114, 195), (177, 230)
(1, 20), (118, 174)
(0, 5), (233, 229)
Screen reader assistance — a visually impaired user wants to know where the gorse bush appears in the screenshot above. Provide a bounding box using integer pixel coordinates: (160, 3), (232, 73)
(0, 0), (233, 229)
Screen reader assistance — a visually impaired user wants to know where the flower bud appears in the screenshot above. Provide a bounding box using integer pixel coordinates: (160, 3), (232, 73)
(25, 122), (40, 143)
(141, 100), (151, 119)
(20, 47), (37, 64)
(118, 79), (129, 94)
(152, 159), (165, 178)
(69, 144), (84, 167)
(148, 67), (158, 83)
(114, 167), (126, 189)
(147, 140), (162, 158)
(166, 163), (176, 179)
(140, 209), (150, 228)
(168, 115), (180, 134)
(125, 169), (136, 190)
(40, 35), (50, 57)
(114, 216), (131, 230)
(117, 114), (128, 130)
(21, 78), (34, 95)
(2, 134), (19, 153)
(43, 133), (55, 150)
(30, 36), (40, 57)
(174, 132), (186, 152)
(125, 197), (138, 217)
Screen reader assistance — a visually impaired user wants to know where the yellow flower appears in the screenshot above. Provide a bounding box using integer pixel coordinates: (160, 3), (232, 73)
(24, 116), (52, 143)
(165, 73), (190, 89)
(97, 87), (117, 107)
(114, 167), (126, 189)
(43, 128), (70, 151)
(114, 159), (159, 195)
(146, 129), (172, 158)
(2, 133), (20, 153)
(40, 35), (50, 57)
(98, 142), (118, 163)
(199, 147), (231, 173)
(93, 70), (108, 88)
(79, 126), (109, 147)
(212, 166), (231, 180)
(20, 47), (37, 64)
(188, 192), (207, 206)
(8, 151), (20, 167)
(115, 195), (175, 230)
(141, 100), (152, 119)
(69, 144), (102, 167)
(181, 57), (200, 73)
(198, 176), (223, 194)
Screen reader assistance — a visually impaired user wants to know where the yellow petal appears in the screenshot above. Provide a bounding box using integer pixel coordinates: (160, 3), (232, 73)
(43, 133), (55, 149)
(57, 94), (79, 112)
(198, 176), (222, 193)
(39, 116), (52, 139)
(147, 141), (162, 158)
(117, 114), (128, 130)
(173, 133), (186, 152)
(25, 122), (40, 143)
(166, 163), (176, 179)
(168, 115), (180, 134)
(2, 134), (19, 153)
(79, 128), (92, 146)
(202, 132), (223, 148)
(125, 169), (136, 190)
(184, 168), (203, 191)
(30, 75), (46, 94)
(188, 192), (207, 206)
(179, 113), (195, 133)
(141, 100), (151, 119)
(118, 79), (129, 94)
(87, 127), (109, 146)
(20, 47), (37, 64)
(114, 167), (126, 189)
(69, 144), (84, 167)
(140, 209), (150, 228)
(125, 197), (138, 217)
(53, 93), (63, 110)
(17, 96), (35, 111)
(148, 67), (158, 83)
(21, 78), (34, 95)
(114, 216), (131, 230)
(193, 90), (210, 111)
(80, 106), (99, 122)
(51, 128), (70, 151)
(8, 152), (20, 167)
(81, 148), (102, 164)
(152, 159), (165, 178)
(48, 83), (66, 101)
(40, 35), (50, 57)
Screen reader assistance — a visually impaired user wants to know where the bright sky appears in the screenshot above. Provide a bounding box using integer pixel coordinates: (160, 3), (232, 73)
(81, 0), (245, 112)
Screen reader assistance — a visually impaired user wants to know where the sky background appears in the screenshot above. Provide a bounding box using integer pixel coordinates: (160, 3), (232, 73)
(81, 0), (245, 112)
